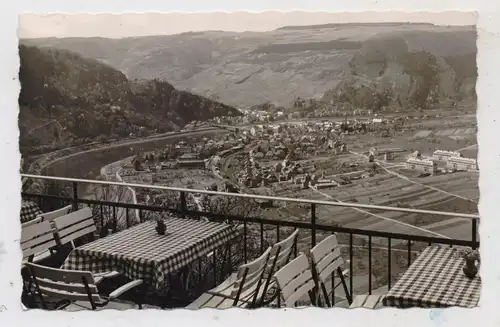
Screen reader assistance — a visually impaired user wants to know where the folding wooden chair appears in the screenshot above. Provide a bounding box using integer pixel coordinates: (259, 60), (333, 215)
(53, 207), (120, 280)
(21, 220), (59, 304)
(273, 253), (317, 308)
(186, 247), (272, 309)
(53, 207), (98, 249)
(258, 229), (299, 306)
(23, 205), (73, 259)
(26, 263), (144, 311)
(309, 234), (352, 306)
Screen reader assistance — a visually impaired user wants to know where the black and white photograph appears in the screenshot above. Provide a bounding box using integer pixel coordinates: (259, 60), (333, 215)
(17, 11), (480, 311)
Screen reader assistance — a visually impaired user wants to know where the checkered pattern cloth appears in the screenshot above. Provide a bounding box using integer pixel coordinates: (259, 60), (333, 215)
(20, 201), (43, 223)
(61, 218), (241, 290)
(383, 245), (481, 308)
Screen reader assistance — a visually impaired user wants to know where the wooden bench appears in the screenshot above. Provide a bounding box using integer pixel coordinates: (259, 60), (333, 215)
(349, 295), (385, 309)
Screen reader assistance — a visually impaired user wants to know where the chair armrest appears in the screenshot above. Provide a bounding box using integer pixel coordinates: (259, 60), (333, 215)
(341, 269), (350, 277)
(108, 279), (143, 299)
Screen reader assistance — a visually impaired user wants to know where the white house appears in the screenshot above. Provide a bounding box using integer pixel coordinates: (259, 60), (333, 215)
(433, 150), (461, 161)
(406, 158), (438, 174)
(446, 157), (478, 171)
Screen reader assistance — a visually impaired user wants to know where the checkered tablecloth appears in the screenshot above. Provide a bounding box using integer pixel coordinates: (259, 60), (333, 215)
(20, 201), (43, 223)
(383, 245), (481, 308)
(61, 218), (241, 289)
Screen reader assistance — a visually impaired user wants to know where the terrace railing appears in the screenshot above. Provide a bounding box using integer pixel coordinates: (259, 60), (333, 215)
(21, 174), (480, 305)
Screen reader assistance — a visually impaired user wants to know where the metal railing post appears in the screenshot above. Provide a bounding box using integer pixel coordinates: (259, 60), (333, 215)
(72, 181), (79, 211)
(311, 204), (316, 247)
(179, 191), (187, 218)
(472, 218), (478, 250)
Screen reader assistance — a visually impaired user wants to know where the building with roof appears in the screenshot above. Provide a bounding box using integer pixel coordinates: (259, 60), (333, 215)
(433, 150), (461, 161)
(177, 153), (206, 169)
(446, 157), (478, 171)
(176, 159), (206, 169)
(406, 158), (438, 174)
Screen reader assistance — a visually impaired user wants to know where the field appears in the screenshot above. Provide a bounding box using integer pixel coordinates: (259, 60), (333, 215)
(256, 114), (479, 245)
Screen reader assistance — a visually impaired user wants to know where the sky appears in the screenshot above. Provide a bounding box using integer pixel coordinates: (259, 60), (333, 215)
(18, 11), (476, 39)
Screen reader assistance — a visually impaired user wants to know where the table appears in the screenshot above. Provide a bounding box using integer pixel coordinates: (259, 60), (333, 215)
(61, 218), (241, 290)
(383, 245), (481, 308)
(20, 201), (43, 223)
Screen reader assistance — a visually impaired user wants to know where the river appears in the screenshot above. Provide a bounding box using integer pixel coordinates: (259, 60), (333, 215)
(40, 129), (226, 195)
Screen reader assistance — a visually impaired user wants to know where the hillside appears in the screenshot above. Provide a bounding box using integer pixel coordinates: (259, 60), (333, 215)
(18, 45), (240, 154)
(21, 23), (477, 109)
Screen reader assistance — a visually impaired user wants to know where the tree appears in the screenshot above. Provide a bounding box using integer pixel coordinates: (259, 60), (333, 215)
(133, 156), (142, 171)
(88, 177), (131, 234)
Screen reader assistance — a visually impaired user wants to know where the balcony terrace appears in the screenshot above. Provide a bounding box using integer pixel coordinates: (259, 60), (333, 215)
(20, 174), (480, 310)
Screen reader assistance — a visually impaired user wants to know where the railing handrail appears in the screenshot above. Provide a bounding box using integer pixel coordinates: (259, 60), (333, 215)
(21, 173), (480, 220)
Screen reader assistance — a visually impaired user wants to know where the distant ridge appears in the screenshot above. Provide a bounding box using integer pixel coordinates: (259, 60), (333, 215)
(276, 22), (437, 31)
(21, 24), (477, 108)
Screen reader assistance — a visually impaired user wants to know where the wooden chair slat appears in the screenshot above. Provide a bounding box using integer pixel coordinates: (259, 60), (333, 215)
(21, 221), (53, 243)
(273, 254), (316, 307)
(318, 258), (343, 282)
(38, 286), (101, 303)
(268, 246), (294, 272)
(53, 207), (93, 230)
(284, 279), (316, 307)
(231, 248), (271, 298)
(22, 217), (42, 228)
(279, 268), (313, 300)
(350, 295), (385, 309)
(39, 205), (72, 223)
(23, 242), (58, 260)
(274, 254), (309, 286)
(37, 277), (99, 294)
(267, 230), (298, 268)
(21, 233), (56, 251)
(21, 221), (56, 260)
(309, 234), (352, 306)
(363, 295), (382, 308)
(315, 247), (342, 272)
(57, 218), (96, 238)
(58, 226), (97, 246)
(53, 207), (96, 246)
(310, 234), (339, 262)
(237, 270), (265, 295)
(350, 295), (367, 307)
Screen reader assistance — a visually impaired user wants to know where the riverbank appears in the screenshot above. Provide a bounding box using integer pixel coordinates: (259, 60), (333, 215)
(99, 156), (140, 226)
(41, 129), (227, 181)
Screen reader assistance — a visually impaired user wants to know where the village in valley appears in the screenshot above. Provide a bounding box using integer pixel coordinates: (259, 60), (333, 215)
(113, 109), (477, 247)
